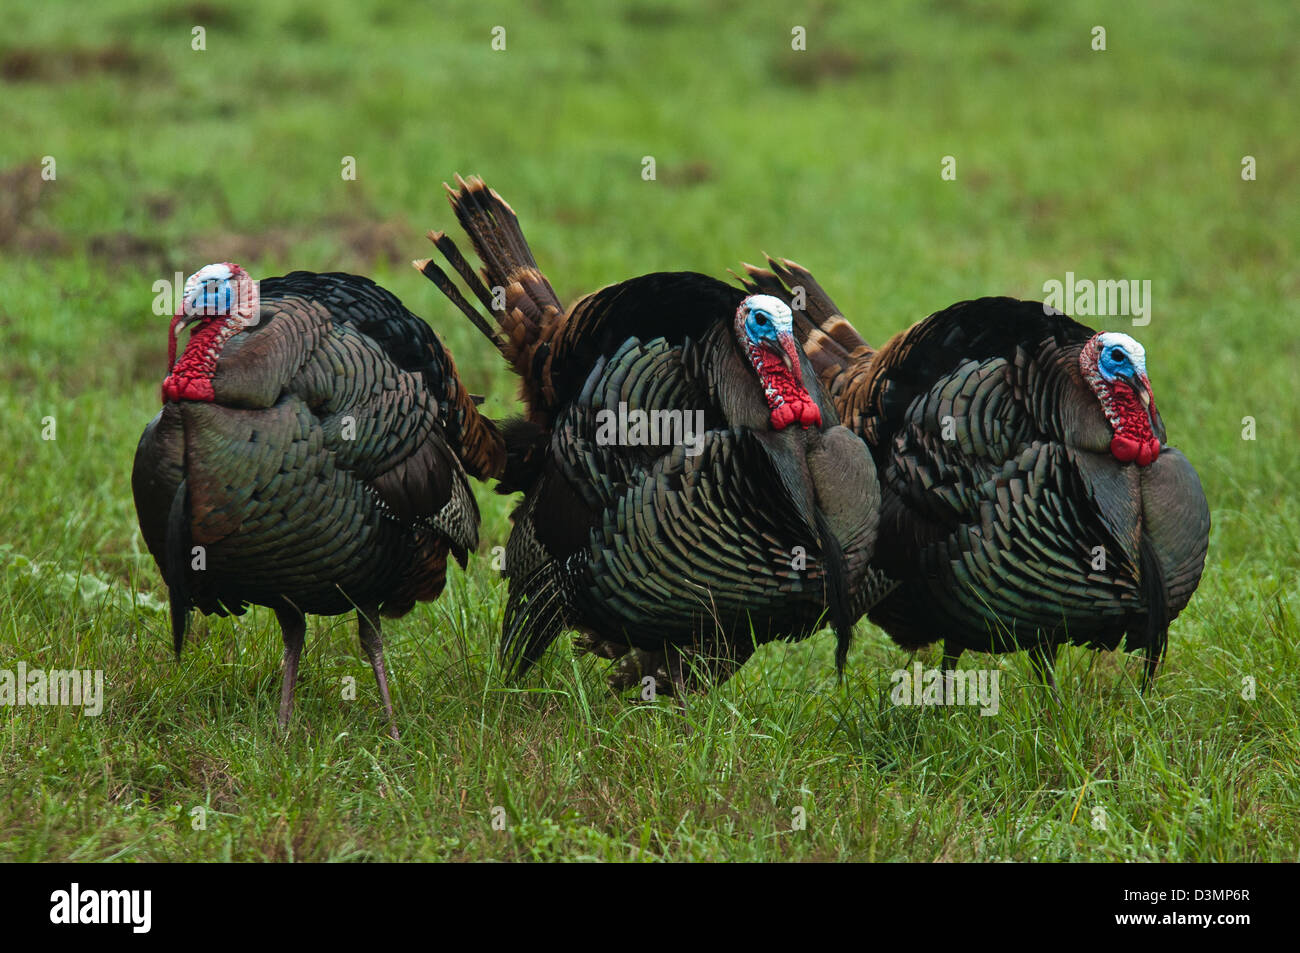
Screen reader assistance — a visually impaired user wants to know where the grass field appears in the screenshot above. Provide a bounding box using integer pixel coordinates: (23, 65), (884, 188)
(1, 0), (1297, 861)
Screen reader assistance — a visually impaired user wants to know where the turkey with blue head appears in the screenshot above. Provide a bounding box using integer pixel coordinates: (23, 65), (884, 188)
(132, 263), (504, 737)
(415, 177), (885, 694)
(738, 257), (1210, 691)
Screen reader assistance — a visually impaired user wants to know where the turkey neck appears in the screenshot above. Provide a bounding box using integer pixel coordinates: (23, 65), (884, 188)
(698, 322), (823, 434)
(702, 323), (828, 534)
(163, 314), (248, 403)
(744, 338), (822, 430)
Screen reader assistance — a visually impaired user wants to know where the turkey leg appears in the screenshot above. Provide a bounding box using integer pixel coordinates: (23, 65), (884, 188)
(358, 608), (399, 740)
(276, 607), (306, 732)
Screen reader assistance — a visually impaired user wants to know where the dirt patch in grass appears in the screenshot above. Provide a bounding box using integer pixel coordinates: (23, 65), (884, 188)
(623, 4), (684, 28)
(0, 170), (413, 276)
(0, 163), (64, 254)
(0, 44), (156, 83)
(661, 159), (714, 187)
(88, 232), (171, 272)
(184, 218), (414, 271)
(152, 2), (246, 32)
(777, 47), (900, 88)
(1, 155), (434, 274)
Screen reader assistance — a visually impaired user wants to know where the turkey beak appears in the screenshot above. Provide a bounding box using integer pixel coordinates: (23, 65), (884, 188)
(1120, 372), (1149, 408)
(174, 304), (201, 330)
(1126, 373), (1163, 441)
(177, 286), (219, 327)
(776, 333), (801, 376)
(1127, 374), (1154, 415)
(1138, 374), (1164, 442)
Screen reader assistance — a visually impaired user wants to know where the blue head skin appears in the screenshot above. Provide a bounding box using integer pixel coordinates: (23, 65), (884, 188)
(736, 294), (799, 372)
(1095, 331), (1150, 392)
(182, 262), (238, 318)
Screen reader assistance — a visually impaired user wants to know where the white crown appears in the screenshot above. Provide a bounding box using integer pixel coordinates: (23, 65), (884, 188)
(1097, 331), (1147, 375)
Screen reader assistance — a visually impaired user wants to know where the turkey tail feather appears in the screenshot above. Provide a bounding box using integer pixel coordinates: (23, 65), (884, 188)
(413, 255), (499, 346)
(446, 175), (553, 296)
(430, 228), (496, 310)
(500, 562), (567, 678)
(735, 256), (872, 355)
(419, 175), (567, 423)
(733, 257), (875, 409)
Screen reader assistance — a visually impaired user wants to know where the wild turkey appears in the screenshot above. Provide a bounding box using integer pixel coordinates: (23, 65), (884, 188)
(738, 257), (1210, 688)
(415, 177), (883, 693)
(132, 263), (504, 737)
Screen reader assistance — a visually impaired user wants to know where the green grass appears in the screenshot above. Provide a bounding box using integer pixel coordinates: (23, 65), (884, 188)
(1, 0), (1297, 861)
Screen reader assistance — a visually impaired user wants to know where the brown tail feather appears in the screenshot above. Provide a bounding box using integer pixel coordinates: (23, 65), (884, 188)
(446, 176), (565, 365)
(430, 229), (498, 312)
(418, 176), (569, 424)
(396, 260), (506, 479)
(735, 256), (872, 357)
(734, 256), (876, 432)
(445, 175), (556, 299)
(413, 255), (500, 345)
(441, 339), (506, 481)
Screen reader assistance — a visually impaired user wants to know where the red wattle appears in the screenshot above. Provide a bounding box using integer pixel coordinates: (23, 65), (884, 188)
(167, 313), (183, 369)
(162, 376), (216, 402)
(1106, 381), (1160, 467)
(1110, 433), (1140, 463)
(749, 345), (822, 431)
(161, 318), (228, 403)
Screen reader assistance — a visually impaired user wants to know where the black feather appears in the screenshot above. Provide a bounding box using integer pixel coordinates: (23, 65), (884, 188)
(814, 508), (855, 674)
(163, 480), (191, 658)
(1137, 536), (1170, 690)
